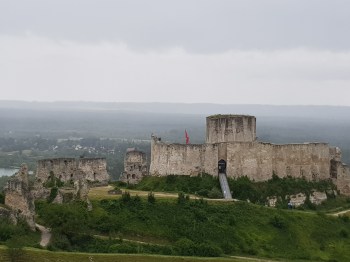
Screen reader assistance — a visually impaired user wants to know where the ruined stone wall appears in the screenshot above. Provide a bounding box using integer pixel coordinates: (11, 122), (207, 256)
(206, 115), (256, 144)
(4, 164), (35, 230)
(36, 157), (109, 185)
(36, 158), (77, 183)
(78, 158), (109, 182)
(120, 150), (148, 184)
(334, 162), (350, 195)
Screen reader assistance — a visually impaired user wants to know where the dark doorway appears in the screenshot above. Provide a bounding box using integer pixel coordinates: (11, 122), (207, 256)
(218, 159), (227, 174)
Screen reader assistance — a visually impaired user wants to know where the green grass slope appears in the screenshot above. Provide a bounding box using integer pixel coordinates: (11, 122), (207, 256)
(34, 195), (350, 262)
(0, 246), (267, 262)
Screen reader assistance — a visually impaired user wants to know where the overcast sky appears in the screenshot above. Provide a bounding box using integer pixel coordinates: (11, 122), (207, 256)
(1, 0), (350, 105)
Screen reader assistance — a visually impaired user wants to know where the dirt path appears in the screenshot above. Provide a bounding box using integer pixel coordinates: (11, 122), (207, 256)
(330, 209), (350, 216)
(93, 234), (278, 261)
(230, 256), (279, 262)
(35, 223), (51, 247)
(89, 186), (237, 202)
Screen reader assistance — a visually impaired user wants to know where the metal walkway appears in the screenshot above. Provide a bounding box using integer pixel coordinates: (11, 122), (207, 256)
(219, 172), (232, 199)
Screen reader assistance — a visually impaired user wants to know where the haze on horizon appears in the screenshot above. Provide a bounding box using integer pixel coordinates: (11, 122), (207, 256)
(1, 0), (350, 106)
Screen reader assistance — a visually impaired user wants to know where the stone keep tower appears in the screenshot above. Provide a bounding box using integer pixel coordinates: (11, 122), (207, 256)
(206, 115), (256, 144)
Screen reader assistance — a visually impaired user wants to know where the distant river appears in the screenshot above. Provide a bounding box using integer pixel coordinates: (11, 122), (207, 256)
(0, 168), (19, 177)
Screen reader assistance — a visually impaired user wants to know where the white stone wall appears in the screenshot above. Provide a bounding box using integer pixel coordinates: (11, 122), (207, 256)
(150, 139), (346, 190)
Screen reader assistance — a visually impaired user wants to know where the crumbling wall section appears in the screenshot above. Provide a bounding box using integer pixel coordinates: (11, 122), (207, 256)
(36, 158), (77, 183)
(4, 164), (35, 230)
(120, 149), (148, 184)
(36, 157), (109, 185)
(78, 158), (109, 183)
(334, 162), (350, 195)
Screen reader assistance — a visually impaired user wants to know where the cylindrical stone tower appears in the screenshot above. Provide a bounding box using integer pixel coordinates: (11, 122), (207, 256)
(206, 115), (256, 144)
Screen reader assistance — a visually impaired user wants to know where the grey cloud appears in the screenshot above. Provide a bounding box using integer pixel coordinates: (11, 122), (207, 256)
(0, 0), (349, 52)
(0, 35), (349, 105)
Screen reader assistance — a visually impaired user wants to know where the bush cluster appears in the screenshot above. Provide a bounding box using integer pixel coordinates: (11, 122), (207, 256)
(135, 174), (221, 198)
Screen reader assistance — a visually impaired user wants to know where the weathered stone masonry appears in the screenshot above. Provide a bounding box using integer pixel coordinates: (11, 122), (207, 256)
(120, 148), (148, 184)
(36, 157), (109, 185)
(4, 164), (36, 230)
(150, 115), (350, 195)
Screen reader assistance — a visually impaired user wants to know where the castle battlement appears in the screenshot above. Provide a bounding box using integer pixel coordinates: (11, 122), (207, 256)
(149, 114), (350, 195)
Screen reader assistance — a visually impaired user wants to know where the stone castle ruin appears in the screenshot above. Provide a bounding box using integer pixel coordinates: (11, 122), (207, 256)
(2, 158), (110, 228)
(34, 157), (109, 203)
(36, 157), (109, 185)
(150, 114), (350, 196)
(3, 164), (36, 230)
(120, 148), (148, 184)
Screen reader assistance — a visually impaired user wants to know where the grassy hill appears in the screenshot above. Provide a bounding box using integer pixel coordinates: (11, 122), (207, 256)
(0, 246), (271, 262)
(31, 193), (350, 262)
(2, 174), (350, 261)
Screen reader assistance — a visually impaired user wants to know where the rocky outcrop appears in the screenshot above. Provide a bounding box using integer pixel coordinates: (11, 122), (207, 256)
(4, 164), (36, 230)
(267, 191), (328, 208)
(309, 191), (328, 205)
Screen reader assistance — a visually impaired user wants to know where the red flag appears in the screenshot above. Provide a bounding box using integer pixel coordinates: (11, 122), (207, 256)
(185, 130), (190, 144)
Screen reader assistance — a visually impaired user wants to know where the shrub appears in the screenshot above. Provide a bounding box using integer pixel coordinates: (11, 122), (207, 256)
(303, 196), (316, 210)
(177, 192), (186, 205)
(270, 215), (287, 229)
(113, 181), (127, 187)
(147, 192), (156, 204)
(197, 188), (209, 197)
(0, 221), (17, 241)
(175, 238), (196, 256)
(195, 242), (222, 257)
(50, 231), (72, 251)
(121, 191), (131, 203)
(109, 243), (138, 253)
(47, 187), (58, 203)
(0, 192), (4, 204)
(133, 195), (141, 203)
(339, 229), (348, 238)
(207, 187), (223, 199)
(339, 215), (350, 223)
(175, 238), (222, 257)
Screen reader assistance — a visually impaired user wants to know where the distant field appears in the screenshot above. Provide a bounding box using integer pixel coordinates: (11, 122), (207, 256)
(0, 246), (280, 262)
